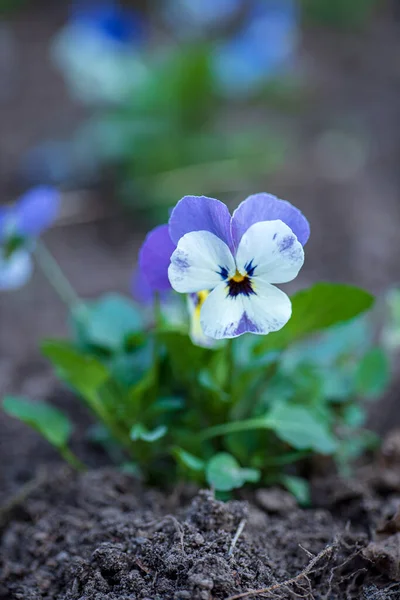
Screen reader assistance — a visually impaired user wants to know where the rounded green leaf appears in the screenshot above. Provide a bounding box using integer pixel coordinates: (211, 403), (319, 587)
(206, 453), (260, 492)
(266, 403), (337, 454)
(84, 293), (143, 351)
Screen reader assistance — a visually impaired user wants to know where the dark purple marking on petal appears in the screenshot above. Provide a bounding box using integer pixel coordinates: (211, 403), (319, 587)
(244, 259), (256, 277)
(138, 224), (176, 292)
(14, 186), (60, 237)
(232, 312), (263, 336)
(231, 193), (310, 248)
(218, 265), (230, 280)
(168, 195), (233, 250)
(277, 235), (295, 252)
(227, 276), (255, 298)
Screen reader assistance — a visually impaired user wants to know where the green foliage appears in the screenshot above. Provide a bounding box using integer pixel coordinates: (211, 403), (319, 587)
(2, 396), (83, 469)
(206, 453), (260, 492)
(254, 283), (374, 355)
(3, 282), (390, 497)
(266, 403), (337, 454)
(356, 347), (390, 400)
(3, 396), (71, 447)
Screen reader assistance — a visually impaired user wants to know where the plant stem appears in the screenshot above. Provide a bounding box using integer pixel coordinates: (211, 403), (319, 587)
(59, 446), (86, 471)
(226, 338), (235, 399)
(33, 240), (82, 310)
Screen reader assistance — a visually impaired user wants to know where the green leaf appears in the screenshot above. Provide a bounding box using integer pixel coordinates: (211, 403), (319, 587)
(281, 475), (311, 507)
(255, 284), (374, 356)
(159, 331), (209, 382)
(206, 453), (260, 492)
(82, 293), (143, 351)
(173, 447), (205, 472)
(41, 340), (110, 400)
(3, 396), (72, 448)
(130, 424), (167, 443)
(356, 347), (390, 400)
(266, 403), (338, 454)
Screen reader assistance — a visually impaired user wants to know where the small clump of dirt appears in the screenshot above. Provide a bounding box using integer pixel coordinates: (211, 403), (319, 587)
(1, 465), (400, 600)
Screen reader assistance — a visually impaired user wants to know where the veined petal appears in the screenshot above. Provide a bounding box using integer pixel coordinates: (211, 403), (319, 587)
(15, 187), (60, 237)
(169, 195), (233, 250)
(168, 230), (235, 293)
(200, 279), (292, 339)
(235, 220), (304, 284)
(138, 224), (176, 292)
(231, 192), (310, 248)
(0, 250), (33, 290)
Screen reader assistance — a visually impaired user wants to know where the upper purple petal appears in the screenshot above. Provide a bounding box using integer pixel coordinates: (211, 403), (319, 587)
(168, 195), (233, 250)
(138, 224), (176, 292)
(231, 193), (310, 248)
(14, 186), (61, 237)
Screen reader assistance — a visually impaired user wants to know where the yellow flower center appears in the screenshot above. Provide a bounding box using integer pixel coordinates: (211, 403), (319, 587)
(231, 270), (245, 283)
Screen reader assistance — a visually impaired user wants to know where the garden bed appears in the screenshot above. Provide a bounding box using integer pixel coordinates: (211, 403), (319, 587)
(1, 395), (400, 600)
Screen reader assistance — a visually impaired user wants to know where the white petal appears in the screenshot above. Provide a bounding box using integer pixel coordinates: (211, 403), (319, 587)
(200, 282), (245, 339)
(235, 220), (304, 284)
(200, 279), (292, 339)
(0, 250), (33, 290)
(168, 230), (235, 294)
(240, 279), (292, 335)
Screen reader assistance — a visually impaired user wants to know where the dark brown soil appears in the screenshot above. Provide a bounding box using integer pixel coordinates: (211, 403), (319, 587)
(1, 456), (400, 599)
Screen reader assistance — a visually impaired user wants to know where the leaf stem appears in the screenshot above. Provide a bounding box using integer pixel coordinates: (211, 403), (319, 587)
(226, 338), (235, 399)
(200, 416), (271, 440)
(33, 240), (82, 310)
(59, 446), (86, 471)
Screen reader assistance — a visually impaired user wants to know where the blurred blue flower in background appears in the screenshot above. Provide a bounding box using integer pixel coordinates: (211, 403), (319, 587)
(213, 0), (299, 97)
(52, 0), (148, 105)
(0, 187), (60, 290)
(70, 0), (146, 46)
(162, 0), (243, 38)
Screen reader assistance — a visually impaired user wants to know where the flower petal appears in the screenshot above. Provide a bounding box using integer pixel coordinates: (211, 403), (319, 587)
(235, 220), (304, 284)
(0, 250), (33, 290)
(138, 224), (176, 292)
(169, 195), (233, 250)
(231, 192), (310, 248)
(15, 186), (60, 237)
(187, 292), (218, 348)
(200, 281), (245, 339)
(168, 230), (235, 293)
(200, 279), (292, 339)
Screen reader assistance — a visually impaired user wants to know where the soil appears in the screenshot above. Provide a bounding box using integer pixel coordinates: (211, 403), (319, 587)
(1, 460), (400, 600)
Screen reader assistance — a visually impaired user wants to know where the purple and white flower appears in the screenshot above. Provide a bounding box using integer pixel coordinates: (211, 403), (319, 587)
(0, 186), (60, 290)
(138, 193), (309, 340)
(52, 1), (148, 105)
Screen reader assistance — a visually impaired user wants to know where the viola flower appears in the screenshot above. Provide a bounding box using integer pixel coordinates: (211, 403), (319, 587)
(137, 226), (217, 347)
(138, 193), (309, 340)
(52, 1), (148, 105)
(0, 187), (60, 291)
(213, 0), (299, 97)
